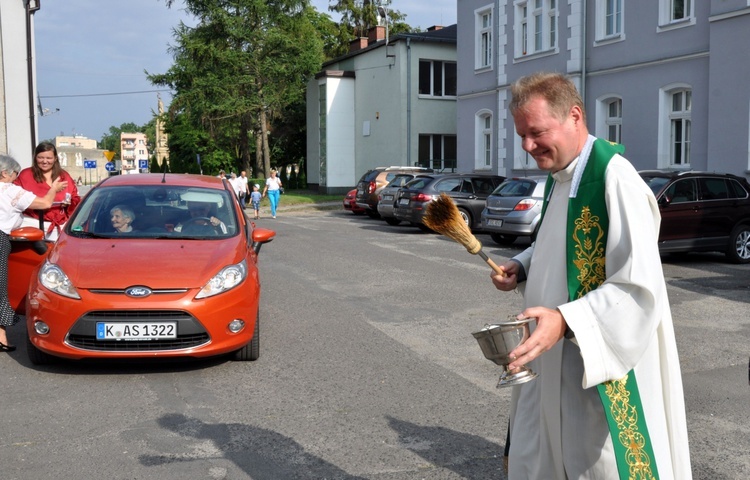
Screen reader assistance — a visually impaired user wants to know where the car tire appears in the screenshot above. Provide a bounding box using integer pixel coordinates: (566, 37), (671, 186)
(365, 210), (381, 219)
(26, 335), (56, 365)
(384, 217), (401, 226)
(726, 224), (750, 264)
(233, 312), (260, 361)
(457, 208), (471, 228)
(490, 233), (518, 246)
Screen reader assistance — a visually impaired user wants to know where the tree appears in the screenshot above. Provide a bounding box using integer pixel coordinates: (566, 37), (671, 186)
(328, 0), (413, 41)
(151, 0), (324, 179)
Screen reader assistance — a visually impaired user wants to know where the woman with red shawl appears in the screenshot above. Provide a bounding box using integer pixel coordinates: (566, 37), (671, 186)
(14, 142), (81, 240)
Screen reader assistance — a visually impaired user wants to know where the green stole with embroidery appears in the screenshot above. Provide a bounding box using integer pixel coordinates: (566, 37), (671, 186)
(539, 139), (659, 480)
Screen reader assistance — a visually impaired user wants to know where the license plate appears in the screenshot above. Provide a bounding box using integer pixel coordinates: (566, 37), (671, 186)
(96, 322), (177, 340)
(398, 198), (410, 205)
(487, 219), (504, 227)
(383, 195), (393, 201)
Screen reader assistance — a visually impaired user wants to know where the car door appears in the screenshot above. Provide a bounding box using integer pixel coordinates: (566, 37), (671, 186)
(658, 178), (700, 245)
(696, 177), (736, 240)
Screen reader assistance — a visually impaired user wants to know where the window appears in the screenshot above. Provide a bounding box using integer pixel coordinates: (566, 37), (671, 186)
(606, 98), (622, 144)
(659, 0), (694, 27)
(476, 7), (493, 69)
(664, 179), (697, 203)
(515, 0), (557, 57)
(475, 111), (493, 170)
(670, 90), (691, 166)
(418, 134), (457, 171)
(595, 0), (622, 41)
(419, 60), (457, 97)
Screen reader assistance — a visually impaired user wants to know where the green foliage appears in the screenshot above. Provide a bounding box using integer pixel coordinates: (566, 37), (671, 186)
(100, 122), (143, 158)
(151, 0), (325, 178)
(328, 0), (409, 40)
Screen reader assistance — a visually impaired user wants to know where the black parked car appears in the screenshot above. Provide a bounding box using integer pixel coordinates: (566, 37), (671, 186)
(355, 166), (433, 218)
(639, 170), (750, 263)
(393, 173), (505, 231)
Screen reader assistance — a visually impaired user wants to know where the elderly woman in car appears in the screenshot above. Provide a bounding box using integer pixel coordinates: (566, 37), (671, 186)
(110, 205), (136, 233)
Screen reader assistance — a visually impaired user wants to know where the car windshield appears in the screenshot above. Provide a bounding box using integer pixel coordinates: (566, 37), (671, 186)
(493, 179), (537, 197)
(386, 174), (414, 188)
(640, 176), (671, 196)
(66, 185), (238, 239)
(404, 176), (434, 189)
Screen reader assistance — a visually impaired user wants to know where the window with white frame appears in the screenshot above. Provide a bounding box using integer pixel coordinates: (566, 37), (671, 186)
(670, 89), (691, 166)
(475, 111), (493, 169)
(595, 0), (623, 41)
(659, 0), (693, 26)
(419, 60), (457, 97)
(514, 0), (557, 57)
(419, 134), (457, 171)
(606, 98), (622, 144)
(476, 7), (493, 70)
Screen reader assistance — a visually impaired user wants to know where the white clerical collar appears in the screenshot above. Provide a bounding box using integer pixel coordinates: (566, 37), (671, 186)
(567, 135), (596, 198)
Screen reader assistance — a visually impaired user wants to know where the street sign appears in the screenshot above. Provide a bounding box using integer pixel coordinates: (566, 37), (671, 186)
(84, 160), (97, 169)
(104, 150), (116, 161)
(139, 160), (149, 169)
(105, 162), (115, 172)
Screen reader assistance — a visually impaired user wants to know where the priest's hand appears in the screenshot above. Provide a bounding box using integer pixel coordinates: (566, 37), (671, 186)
(507, 307), (567, 370)
(490, 261), (520, 291)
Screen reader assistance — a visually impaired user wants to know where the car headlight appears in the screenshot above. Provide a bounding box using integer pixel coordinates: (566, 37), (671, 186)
(39, 262), (81, 299)
(195, 260), (247, 299)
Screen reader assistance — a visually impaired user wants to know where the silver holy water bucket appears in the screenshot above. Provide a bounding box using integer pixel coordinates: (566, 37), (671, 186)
(472, 317), (538, 388)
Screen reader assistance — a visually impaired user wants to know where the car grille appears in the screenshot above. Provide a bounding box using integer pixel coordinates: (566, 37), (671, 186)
(66, 310), (209, 351)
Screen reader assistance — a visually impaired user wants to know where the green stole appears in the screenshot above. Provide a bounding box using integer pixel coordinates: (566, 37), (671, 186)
(539, 139), (659, 480)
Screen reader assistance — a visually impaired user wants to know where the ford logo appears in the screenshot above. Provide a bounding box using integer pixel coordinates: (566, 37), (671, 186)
(125, 286), (152, 298)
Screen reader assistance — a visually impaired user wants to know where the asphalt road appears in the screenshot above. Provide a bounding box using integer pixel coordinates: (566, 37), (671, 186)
(1, 207), (748, 479)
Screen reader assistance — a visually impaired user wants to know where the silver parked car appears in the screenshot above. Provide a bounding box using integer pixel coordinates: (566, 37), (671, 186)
(377, 173), (432, 226)
(481, 176), (548, 245)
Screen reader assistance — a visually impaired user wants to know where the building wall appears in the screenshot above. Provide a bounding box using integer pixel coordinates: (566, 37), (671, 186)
(456, 0), (750, 180)
(55, 135), (97, 150)
(0, 1), (39, 166)
(307, 29), (457, 193)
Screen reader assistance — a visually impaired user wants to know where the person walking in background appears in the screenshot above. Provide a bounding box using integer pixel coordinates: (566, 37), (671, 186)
(14, 142), (80, 241)
(262, 168), (282, 219)
(229, 173), (242, 204)
(0, 154), (67, 352)
(250, 184), (262, 219)
(490, 72), (691, 479)
(238, 171), (249, 209)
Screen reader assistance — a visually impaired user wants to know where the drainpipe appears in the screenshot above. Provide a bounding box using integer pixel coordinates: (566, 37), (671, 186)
(406, 37), (411, 166)
(581, 0), (587, 103)
(26, 0), (39, 150)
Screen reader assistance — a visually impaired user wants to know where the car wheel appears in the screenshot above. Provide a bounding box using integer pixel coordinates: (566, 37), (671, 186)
(365, 210), (381, 219)
(457, 208), (471, 228)
(490, 233), (518, 246)
(233, 311), (260, 361)
(384, 217), (401, 226)
(726, 224), (750, 264)
(26, 335), (56, 365)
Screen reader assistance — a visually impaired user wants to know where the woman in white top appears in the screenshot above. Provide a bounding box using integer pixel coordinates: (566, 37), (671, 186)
(262, 169), (283, 219)
(0, 154), (67, 351)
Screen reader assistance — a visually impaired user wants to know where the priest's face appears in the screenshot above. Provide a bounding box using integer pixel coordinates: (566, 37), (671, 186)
(513, 96), (586, 173)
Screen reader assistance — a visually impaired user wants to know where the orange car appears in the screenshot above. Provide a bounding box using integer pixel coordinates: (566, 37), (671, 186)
(9, 174), (275, 365)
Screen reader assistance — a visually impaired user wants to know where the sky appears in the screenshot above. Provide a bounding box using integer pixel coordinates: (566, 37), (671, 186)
(34, 0), (457, 144)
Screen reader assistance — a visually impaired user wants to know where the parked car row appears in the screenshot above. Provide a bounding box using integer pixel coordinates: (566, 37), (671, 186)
(344, 167), (750, 264)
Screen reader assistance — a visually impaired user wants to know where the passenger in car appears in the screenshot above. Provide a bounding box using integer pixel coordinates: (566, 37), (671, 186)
(173, 201), (227, 234)
(110, 205), (136, 233)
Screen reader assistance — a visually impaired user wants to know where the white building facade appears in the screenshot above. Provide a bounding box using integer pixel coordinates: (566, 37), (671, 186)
(0, 1), (41, 166)
(307, 25), (458, 193)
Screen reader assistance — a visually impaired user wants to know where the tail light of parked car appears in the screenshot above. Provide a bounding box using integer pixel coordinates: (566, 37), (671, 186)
(513, 199), (538, 211)
(368, 181), (377, 194)
(411, 193), (434, 203)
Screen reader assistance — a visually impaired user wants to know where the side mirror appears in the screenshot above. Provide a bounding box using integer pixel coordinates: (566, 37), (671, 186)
(251, 227), (276, 254)
(9, 226), (48, 255)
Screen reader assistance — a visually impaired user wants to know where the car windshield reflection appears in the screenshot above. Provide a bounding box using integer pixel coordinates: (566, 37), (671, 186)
(66, 185), (238, 239)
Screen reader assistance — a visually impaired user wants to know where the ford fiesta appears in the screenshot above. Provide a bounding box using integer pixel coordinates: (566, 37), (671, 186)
(10, 174), (275, 365)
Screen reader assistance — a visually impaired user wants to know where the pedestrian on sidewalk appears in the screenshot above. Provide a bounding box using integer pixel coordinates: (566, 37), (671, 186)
(262, 169), (282, 219)
(250, 184), (262, 219)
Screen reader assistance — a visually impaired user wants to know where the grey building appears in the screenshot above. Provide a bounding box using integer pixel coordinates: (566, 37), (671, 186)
(457, 0), (750, 180)
(307, 25), (457, 194)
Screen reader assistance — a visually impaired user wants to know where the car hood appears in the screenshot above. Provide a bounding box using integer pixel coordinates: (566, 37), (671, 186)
(47, 236), (245, 289)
